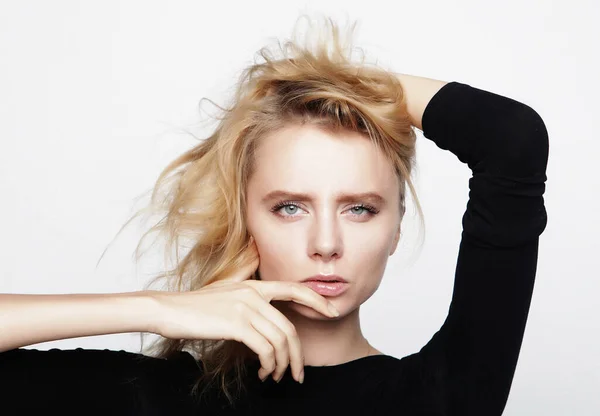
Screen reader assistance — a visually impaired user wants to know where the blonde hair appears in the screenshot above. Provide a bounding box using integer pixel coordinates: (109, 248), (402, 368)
(99, 14), (425, 407)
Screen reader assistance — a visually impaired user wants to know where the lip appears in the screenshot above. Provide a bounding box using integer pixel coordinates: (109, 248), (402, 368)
(301, 280), (349, 297)
(301, 275), (348, 283)
(300, 275), (349, 297)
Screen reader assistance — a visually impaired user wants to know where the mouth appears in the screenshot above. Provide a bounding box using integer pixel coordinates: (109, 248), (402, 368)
(300, 279), (349, 297)
(301, 275), (348, 283)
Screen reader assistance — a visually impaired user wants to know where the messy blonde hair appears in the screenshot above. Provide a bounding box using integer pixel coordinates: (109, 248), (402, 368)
(100, 14), (425, 407)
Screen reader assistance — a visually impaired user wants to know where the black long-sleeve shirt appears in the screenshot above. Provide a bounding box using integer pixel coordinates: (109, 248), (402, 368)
(0, 81), (549, 415)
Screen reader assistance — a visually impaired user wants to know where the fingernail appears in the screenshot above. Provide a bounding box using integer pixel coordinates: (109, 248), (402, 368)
(299, 370), (304, 384)
(328, 303), (340, 316)
(259, 369), (267, 382)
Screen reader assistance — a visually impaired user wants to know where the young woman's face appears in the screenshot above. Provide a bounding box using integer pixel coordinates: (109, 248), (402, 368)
(245, 124), (402, 318)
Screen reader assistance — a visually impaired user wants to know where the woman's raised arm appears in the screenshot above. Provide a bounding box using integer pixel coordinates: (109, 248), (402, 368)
(416, 81), (548, 415)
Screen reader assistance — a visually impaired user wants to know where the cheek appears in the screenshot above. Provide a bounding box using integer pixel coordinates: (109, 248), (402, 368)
(252, 236), (292, 281)
(351, 232), (395, 297)
(246, 205), (280, 280)
(358, 244), (390, 286)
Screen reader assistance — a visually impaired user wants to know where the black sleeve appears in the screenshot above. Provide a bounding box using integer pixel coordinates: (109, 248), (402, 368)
(417, 82), (549, 415)
(0, 347), (201, 414)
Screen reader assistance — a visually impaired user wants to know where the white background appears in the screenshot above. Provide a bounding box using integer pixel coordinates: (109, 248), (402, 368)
(1, 1), (598, 414)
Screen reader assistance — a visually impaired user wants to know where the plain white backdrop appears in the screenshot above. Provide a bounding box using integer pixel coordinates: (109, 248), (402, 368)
(0, 1), (597, 414)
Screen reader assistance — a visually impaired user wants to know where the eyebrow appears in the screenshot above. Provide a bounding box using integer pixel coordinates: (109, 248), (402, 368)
(261, 190), (387, 205)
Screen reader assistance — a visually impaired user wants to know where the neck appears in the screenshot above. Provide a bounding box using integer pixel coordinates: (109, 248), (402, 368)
(275, 303), (371, 367)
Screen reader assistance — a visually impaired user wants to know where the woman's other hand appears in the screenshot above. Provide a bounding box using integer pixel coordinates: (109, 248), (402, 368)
(148, 238), (340, 384)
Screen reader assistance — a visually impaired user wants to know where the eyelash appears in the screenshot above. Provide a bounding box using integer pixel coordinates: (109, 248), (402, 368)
(270, 200), (380, 218)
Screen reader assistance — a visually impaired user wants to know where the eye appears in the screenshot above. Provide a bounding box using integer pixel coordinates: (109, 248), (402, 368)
(347, 204), (379, 217)
(270, 201), (304, 217)
(349, 205), (371, 215)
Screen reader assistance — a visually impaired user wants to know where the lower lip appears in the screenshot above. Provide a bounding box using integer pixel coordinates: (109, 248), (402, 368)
(301, 281), (349, 297)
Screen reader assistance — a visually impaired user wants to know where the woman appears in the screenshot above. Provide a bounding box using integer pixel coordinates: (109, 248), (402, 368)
(0, 17), (548, 415)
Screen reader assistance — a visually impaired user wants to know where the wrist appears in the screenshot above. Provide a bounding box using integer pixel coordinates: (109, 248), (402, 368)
(394, 73), (449, 131)
(121, 290), (163, 335)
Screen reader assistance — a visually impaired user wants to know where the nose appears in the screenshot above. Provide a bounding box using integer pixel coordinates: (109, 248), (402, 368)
(308, 211), (343, 261)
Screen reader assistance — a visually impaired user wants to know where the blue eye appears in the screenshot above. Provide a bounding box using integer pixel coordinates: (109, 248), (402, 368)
(270, 202), (301, 216)
(350, 206), (368, 215)
(281, 204), (300, 215)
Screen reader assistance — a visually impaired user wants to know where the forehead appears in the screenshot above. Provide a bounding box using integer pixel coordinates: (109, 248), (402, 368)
(250, 124), (398, 194)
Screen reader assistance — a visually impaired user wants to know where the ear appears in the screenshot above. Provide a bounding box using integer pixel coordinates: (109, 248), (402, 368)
(389, 225), (401, 256)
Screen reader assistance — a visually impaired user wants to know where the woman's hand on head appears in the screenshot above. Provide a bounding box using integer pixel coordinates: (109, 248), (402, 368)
(148, 237), (340, 384)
